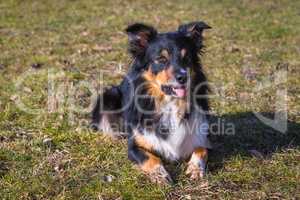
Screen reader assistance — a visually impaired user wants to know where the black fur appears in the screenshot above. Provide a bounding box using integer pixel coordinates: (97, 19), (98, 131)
(91, 21), (211, 162)
(91, 86), (123, 132)
(128, 138), (148, 164)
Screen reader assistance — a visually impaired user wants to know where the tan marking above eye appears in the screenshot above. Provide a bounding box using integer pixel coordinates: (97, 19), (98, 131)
(181, 49), (187, 58)
(155, 49), (170, 64)
(142, 68), (168, 102)
(155, 57), (168, 64)
(161, 49), (170, 59)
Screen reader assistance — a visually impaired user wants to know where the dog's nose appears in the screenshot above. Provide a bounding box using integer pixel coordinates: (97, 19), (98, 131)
(175, 71), (187, 84)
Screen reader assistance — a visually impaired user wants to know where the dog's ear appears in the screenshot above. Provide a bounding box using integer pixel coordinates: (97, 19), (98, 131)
(125, 23), (157, 57)
(178, 21), (211, 49)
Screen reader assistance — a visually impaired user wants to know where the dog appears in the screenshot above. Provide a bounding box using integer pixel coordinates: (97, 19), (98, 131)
(91, 21), (212, 184)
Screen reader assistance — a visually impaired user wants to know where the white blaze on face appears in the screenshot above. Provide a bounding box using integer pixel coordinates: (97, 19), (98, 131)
(173, 68), (187, 97)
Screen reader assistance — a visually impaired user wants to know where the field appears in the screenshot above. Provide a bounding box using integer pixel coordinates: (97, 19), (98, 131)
(0, 0), (300, 199)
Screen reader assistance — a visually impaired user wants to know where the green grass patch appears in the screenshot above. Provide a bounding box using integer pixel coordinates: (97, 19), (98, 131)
(0, 0), (299, 199)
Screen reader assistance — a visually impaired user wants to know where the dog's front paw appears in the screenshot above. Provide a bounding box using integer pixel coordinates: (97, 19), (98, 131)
(186, 159), (206, 180)
(147, 165), (173, 185)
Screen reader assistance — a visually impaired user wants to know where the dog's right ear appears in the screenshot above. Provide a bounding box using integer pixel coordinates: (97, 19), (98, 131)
(125, 23), (157, 57)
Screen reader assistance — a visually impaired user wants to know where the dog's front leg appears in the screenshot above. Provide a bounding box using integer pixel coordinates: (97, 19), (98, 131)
(128, 136), (172, 184)
(186, 147), (208, 179)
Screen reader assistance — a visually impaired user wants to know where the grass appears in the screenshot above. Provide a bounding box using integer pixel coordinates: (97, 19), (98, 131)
(0, 0), (299, 199)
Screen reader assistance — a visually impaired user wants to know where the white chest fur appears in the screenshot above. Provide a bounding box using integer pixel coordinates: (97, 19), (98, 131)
(136, 99), (211, 161)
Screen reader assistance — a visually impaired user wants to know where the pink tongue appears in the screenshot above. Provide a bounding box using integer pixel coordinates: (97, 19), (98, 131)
(173, 88), (186, 97)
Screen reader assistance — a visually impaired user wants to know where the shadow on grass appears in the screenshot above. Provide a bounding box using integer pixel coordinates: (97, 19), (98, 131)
(207, 112), (300, 173)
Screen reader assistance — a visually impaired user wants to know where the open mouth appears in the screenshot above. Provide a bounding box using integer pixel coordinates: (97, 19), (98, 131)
(161, 85), (187, 98)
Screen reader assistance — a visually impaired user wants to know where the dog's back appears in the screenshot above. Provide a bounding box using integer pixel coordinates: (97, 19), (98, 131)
(91, 86), (125, 137)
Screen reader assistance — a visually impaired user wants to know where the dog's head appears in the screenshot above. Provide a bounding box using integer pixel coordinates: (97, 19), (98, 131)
(125, 22), (211, 99)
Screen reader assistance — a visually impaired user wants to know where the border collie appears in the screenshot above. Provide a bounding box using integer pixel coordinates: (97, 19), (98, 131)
(91, 21), (212, 184)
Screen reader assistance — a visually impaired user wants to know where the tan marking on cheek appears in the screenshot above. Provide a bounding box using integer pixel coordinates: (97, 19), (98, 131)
(143, 68), (155, 82)
(140, 152), (162, 173)
(147, 86), (165, 104)
(156, 70), (169, 84)
(181, 49), (187, 58)
(142, 69), (165, 102)
(134, 134), (153, 151)
(156, 65), (174, 84)
(166, 66), (174, 79)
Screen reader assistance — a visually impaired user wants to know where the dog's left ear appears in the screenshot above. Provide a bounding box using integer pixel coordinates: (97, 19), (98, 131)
(178, 21), (211, 49)
(125, 23), (157, 57)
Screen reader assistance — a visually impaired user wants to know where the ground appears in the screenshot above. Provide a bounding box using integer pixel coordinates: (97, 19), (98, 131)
(0, 0), (300, 199)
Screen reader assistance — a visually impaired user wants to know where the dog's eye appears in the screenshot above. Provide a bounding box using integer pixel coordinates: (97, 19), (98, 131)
(182, 54), (192, 64)
(155, 56), (168, 64)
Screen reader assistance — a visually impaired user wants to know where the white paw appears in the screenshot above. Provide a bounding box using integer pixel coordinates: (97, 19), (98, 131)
(186, 159), (206, 180)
